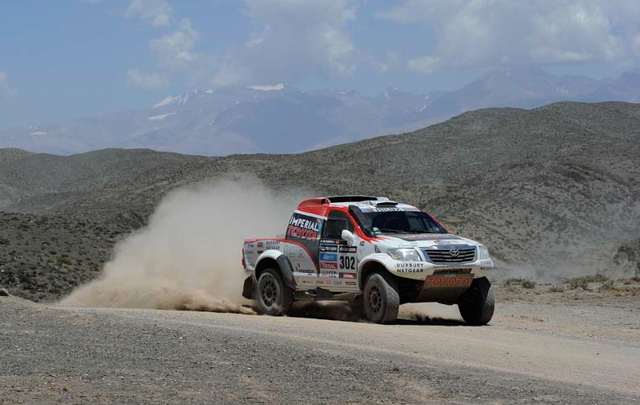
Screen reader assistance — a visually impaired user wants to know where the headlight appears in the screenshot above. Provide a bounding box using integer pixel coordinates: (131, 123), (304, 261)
(477, 246), (490, 260)
(387, 248), (422, 261)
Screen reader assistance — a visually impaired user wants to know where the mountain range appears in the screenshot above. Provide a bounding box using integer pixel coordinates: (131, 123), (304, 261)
(2, 68), (640, 156)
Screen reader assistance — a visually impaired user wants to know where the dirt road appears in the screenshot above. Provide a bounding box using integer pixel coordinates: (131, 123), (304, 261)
(1, 288), (639, 404)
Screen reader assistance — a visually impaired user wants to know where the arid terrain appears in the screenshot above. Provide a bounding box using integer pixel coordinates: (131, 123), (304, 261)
(1, 102), (640, 302)
(2, 280), (640, 405)
(1, 101), (639, 404)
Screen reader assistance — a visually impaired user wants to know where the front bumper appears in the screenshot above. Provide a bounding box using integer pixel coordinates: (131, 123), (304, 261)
(390, 257), (494, 281)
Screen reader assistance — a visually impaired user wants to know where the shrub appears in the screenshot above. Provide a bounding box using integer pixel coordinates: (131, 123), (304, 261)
(548, 285), (564, 293)
(570, 277), (589, 290)
(504, 278), (536, 288)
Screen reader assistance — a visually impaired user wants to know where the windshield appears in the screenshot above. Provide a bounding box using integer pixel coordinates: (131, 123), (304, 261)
(362, 210), (446, 235)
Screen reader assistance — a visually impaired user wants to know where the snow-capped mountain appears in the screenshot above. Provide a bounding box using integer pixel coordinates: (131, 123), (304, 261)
(2, 68), (640, 156)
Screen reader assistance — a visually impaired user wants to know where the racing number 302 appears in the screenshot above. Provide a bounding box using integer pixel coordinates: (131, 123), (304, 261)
(340, 256), (355, 270)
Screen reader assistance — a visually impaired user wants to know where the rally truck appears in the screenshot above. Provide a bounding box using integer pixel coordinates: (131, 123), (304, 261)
(242, 196), (495, 325)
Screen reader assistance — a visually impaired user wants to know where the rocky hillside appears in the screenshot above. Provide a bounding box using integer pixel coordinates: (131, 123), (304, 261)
(1, 101), (639, 299)
(0, 212), (130, 301)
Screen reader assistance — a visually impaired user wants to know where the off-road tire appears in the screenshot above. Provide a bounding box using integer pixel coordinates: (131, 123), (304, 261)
(459, 285), (494, 326)
(256, 268), (293, 316)
(363, 273), (399, 324)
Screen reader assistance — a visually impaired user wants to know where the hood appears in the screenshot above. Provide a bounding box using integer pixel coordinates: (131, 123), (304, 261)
(377, 233), (480, 248)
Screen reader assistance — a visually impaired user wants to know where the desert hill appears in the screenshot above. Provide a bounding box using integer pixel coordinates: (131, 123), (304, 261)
(1, 101), (639, 299)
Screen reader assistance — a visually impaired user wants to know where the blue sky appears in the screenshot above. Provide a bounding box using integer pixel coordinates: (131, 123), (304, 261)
(1, 0), (639, 127)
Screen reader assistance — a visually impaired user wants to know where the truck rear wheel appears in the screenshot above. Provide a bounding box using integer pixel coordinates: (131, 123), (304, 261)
(363, 273), (399, 324)
(256, 268), (293, 316)
(458, 285), (494, 326)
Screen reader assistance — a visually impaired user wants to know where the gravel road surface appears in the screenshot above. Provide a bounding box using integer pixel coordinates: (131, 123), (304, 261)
(1, 293), (639, 405)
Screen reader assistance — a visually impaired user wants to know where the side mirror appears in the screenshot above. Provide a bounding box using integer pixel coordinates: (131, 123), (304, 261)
(341, 230), (356, 246)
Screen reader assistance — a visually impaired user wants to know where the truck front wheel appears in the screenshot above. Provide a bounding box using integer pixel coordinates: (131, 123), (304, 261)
(458, 284), (494, 326)
(363, 273), (399, 324)
(256, 268), (293, 316)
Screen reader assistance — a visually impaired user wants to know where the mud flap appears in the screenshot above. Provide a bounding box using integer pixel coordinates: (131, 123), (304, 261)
(242, 275), (256, 300)
(276, 255), (297, 290)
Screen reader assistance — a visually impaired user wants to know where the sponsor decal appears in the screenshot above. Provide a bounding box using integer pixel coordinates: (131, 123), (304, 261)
(320, 271), (340, 278)
(374, 245), (381, 253)
(359, 241), (365, 246)
(287, 214), (322, 241)
(265, 240), (281, 250)
(345, 281), (357, 286)
(320, 253), (338, 262)
(338, 246), (357, 253)
(333, 281), (343, 286)
(434, 264), (473, 269)
(295, 268), (316, 274)
(320, 244), (338, 252)
(374, 207), (402, 212)
(257, 250), (264, 254)
(433, 268), (471, 275)
(426, 275), (471, 288)
(320, 262), (338, 270)
(395, 262), (424, 273)
(479, 259), (493, 270)
(257, 242), (264, 248)
(339, 273), (356, 279)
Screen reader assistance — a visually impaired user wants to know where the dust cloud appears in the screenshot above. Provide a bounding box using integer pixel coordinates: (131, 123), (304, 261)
(60, 177), (302, 314)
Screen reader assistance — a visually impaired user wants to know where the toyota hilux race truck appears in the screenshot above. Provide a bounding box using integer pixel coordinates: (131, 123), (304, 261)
(242, 196), (495, 325)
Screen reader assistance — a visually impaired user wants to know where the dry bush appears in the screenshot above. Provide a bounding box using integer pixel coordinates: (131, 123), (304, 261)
(504, 278), (535, 289)
(570, 277), (589, 290)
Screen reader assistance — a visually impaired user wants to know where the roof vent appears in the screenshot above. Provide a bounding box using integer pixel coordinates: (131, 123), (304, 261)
(326, 195), (378, 203)
(376, 201), (398, 207)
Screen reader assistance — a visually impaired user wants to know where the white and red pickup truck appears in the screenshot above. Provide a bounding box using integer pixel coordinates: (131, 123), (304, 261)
(242, 196), (495, 325)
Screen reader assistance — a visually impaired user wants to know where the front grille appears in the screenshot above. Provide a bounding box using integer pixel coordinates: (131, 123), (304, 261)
(424, 247), (476, 263)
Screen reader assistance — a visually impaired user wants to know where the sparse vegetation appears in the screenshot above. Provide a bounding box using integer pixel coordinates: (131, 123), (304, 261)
(548, 285), (564, 293)
(504, 278), (536, 289)
(569, 274), (610, 291)
(0, 212), (128, 302)
(1, 103), (640, 301)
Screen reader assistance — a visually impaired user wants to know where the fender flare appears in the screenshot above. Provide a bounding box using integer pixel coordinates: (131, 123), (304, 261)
(357, 255), (394, 289)
(254, 250), (297, 290)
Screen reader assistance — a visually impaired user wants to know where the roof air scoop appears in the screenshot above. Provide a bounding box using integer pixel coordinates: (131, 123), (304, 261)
(376, 200), (398, 207)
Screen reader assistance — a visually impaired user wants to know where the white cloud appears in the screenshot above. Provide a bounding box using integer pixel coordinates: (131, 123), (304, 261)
(407, 56), (440, 74)
(125, 0), (173, 27)
(372, 51), (399, 73)
(125, 0), (358, 90)
(150, 18), (200, 72)
(379, 0), (640, 74)
(210, 0), (357, 86)
(0, 71), (16, 97)
(126, 69), (170, 90)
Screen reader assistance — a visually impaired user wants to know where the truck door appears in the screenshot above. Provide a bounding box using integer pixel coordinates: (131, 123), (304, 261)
(318, 210), (358, 290)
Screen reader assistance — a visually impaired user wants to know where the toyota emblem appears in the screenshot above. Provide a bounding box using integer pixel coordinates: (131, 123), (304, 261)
(449, 248), (459, 257)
